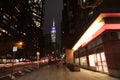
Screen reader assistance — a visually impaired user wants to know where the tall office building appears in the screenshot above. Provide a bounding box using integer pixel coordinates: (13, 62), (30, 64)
(28, 0), (45, 53)
(0, 0), (45, 58)
(51, 19), (56, 43)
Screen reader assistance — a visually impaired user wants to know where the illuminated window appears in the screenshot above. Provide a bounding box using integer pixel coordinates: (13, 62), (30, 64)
(80, 56), (87, 66)
(89, 54), (96, 67)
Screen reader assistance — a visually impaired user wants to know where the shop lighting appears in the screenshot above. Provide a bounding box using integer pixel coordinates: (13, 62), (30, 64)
(72, 13), (120, 50)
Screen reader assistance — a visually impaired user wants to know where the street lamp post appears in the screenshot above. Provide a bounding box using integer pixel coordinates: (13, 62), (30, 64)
(36, 51), (40, 69)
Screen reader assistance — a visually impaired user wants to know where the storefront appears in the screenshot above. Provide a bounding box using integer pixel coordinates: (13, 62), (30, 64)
(75, 48), (108, 73)
(80, 56), (87, 68)
(73, 13), (120, 77)
(88, 52), (108, 73)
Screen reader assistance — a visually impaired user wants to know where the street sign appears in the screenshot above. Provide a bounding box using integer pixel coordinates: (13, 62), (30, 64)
(13, 46), (17, 52)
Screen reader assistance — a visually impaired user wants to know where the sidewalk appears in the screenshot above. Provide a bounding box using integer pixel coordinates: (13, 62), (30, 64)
(17, 64), (120, 80)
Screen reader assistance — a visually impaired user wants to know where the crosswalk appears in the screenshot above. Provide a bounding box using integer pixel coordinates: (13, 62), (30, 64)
(0, 67), (38, 80)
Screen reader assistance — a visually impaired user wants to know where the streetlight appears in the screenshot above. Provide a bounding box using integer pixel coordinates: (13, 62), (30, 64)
(36, 51), (40, 69)
(19, 42), (23, 46)
(16, 41), (23, 49)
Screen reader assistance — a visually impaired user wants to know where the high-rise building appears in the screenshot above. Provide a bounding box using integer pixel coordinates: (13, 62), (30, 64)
(0, 0), (45, 58)
(51, 19), (56, 43)
(61, 0), (120, 77)
(44, 34), (52, 55)
(28, 0), (45, 54)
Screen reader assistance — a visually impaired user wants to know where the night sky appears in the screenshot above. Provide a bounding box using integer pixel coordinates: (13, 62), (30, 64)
(43, 0), (63, 45)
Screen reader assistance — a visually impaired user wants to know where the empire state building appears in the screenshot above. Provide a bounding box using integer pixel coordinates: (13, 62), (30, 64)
(51, 19), (56, 43)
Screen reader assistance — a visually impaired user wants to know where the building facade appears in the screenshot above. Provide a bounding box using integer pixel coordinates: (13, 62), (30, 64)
(74, 13), (120, 77)
(0, 0), (45, 60)
(61, 0), (120, 77)
(51, 19), (56, 43)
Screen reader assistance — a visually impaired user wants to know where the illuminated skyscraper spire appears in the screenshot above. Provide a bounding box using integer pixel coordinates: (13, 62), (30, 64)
(53, 18), (55, 27)
(51, 18), (56, 43)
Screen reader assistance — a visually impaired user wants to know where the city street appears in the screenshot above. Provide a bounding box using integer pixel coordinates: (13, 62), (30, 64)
(18, 64), (120, 80)
(0, 61), (47, 80)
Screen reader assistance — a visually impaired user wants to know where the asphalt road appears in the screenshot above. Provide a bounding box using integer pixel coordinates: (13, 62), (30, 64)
(0, 61), (46, 80)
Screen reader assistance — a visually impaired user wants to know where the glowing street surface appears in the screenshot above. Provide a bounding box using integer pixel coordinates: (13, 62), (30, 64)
(18, 64), (119, 80)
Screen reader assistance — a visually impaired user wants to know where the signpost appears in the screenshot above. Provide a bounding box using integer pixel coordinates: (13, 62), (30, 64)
(13, 46), (18, 52)
(36, 51), (40, 69)
(10, 46), (18, 80)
